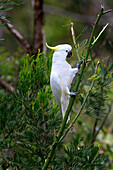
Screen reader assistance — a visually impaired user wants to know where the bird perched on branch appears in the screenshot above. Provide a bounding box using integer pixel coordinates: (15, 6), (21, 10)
(46, 43), (83, 122)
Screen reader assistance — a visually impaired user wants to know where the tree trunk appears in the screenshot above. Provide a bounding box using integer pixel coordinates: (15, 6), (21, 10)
(33, 0), (43, 56)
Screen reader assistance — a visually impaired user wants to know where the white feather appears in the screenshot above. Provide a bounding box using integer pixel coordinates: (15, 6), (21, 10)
(50, 72), (61, 107)
(50, 44), (79, 122)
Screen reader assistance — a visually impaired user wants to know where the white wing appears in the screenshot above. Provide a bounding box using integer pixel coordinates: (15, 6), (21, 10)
(50, 72), (61, 108)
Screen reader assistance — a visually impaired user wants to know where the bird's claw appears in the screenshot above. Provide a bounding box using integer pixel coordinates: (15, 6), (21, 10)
(77, 60), (83, 70)
(70, 92), (79, 97)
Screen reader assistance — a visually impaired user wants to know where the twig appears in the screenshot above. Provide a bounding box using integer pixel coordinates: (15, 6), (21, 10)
(86, 27), (111, 71)
(103, 9), (112, 14)
(59, 78), (95, 142)
(0, 78), (14, 93)
(1, 17), (32, 55)
(85, 6), (104, 61)
(91, 23), (109, 48)
(71, 22), (80, 61)
(94, 27), (111, 58)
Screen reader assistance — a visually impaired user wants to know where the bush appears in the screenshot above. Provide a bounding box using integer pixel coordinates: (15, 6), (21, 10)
(0, 52), (111, 169)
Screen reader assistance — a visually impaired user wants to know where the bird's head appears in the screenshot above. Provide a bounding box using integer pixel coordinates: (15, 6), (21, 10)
(46, 43), (72, 61)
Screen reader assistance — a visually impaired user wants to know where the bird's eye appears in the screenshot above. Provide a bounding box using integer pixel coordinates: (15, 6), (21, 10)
(66, 50), (68, 52)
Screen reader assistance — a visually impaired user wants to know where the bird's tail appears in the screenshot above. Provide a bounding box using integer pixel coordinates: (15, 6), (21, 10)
(61, 94), (70, 123)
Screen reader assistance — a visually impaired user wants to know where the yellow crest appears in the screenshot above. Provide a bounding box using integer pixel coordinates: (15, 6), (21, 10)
(46, 42), (60, 51)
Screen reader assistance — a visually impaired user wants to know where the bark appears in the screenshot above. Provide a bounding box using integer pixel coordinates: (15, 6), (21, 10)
(1, 0), (44, 56)
(33, 0), (43, 56)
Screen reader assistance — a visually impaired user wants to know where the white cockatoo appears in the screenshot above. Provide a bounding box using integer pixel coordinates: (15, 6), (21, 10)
(46, 43), (83, 122)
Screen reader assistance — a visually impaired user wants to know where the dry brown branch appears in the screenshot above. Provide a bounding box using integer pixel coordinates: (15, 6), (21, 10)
(0, 78), (14, 93)
(1, 17), (32, 55)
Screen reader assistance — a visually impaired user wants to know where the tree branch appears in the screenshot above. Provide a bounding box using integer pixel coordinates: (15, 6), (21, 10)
(59, 78), (95, 142)
(1, 17), (32, 55)
(0, 78), (14, 93)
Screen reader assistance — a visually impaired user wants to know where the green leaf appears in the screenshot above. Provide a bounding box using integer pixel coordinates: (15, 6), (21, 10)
(78, 39), (88, 49)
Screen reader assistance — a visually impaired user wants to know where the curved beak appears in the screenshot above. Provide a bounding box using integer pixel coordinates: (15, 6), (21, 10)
(67, 50), (72, 58)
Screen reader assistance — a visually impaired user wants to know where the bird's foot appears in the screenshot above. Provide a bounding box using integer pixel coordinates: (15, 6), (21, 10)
(70, 92), (79, 97)
(77, 60), (83, 70)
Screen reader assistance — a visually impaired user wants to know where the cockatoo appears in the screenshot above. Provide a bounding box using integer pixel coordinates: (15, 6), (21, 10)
(46, 43), (83, 122)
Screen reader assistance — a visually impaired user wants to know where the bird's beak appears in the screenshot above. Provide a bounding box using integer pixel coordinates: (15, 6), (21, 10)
(67, 50), (72, 58)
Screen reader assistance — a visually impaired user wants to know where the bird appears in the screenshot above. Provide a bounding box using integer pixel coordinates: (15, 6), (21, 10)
(46, 43), (83, 122)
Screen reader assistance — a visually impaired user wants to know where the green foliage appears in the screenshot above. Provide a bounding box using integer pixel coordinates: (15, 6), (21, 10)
(53, 136), (108, 170)
(0, 49), (19, 85)
(0, 0), (22, 18)
(0, 53), (110, 169)
(85, 62), (113, 119)
(0, 53), (61, 169)
(0, 0), (23, 6)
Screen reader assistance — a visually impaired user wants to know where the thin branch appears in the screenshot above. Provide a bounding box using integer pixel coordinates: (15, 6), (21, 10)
(103, 9), (112, 14)
(0, 78), (14, 93)
(67, 7), (107, 114)
(71, 22), (80, 61)
(59, 78), (95, 142)
(1, 17), (32, 55)
(86, 27), (111, 71)
(60, 61), (100, 142)
(91, 23), (109, 48)
(94, 27), (111, 58)
(84, 6), (104, 61)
